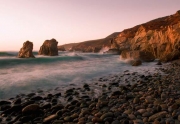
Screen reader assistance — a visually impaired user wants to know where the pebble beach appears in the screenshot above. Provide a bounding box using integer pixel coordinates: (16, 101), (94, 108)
(0, 60), (180, 124)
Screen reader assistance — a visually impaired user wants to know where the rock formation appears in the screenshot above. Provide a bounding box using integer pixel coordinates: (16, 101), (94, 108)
(39, 38), (58, 56)
(58, 10), (180, 62)
(111, 10), (180, 62)
(121, 50), (155, 62)
(131, 60), (142, 66)
(18, 41), (35, 58)
(104, 49), (120, 54)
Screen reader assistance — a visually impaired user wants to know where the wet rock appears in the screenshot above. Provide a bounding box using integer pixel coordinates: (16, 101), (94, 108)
(0, 100), (11, 106)
(52, 120), (64, 124)
(21, 100), (35, 108)
(30, 96), (43, 101)
(111, 91), (121, 96)
(1, 105), (22, 115)
(100, 112), (113, 120)
(64, 116), (72, 122)
(148, 111), (167, 122)
(121, 119), (129, 124)
(27, 93), (36, 97)
(54, 92), (61, 97)
(112, 120), (120, 124)
(153, 120), (160, 124)
(137, 109), (146, 114)
(19, 116), (32, 123)
(92, 117), (102, 123)
(178, 115), (180, 121)
(0, 105), (11, 111)
(133, 97), (140, 104)
(51, 104), (64, 112)
(70, 113), (78, 119)
(13, 98), (21, 104)
(43, 114), (57, 123)
(41, 103), (51, 109)
(22, 104), (40, 115)
(128, 114), (136, 120)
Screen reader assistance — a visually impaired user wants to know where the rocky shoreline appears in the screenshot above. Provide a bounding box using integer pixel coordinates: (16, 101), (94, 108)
(0, 61), (180, 124)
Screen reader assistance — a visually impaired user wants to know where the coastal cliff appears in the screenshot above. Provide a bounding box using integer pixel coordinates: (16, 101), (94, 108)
(112, 10), (180, 62)
(59, 32), (120, 52)
(59, 10), (180, 62)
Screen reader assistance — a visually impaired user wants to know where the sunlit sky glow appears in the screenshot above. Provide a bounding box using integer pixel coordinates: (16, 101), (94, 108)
(0, 0), (180, 51)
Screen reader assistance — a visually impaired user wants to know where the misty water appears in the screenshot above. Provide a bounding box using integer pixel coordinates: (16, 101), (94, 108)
(0, 51), (160, 99)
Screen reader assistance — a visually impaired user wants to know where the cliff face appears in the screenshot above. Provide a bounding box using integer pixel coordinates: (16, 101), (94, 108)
(39, 39), (58, 56)
(112, 10), (180, 62)
(18, 41), (35, 58)
(59, 10), (180, 61)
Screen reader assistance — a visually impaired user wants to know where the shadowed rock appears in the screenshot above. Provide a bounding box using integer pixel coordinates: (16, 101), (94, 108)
(121, 50), (155, 62)
(130, 59), (142, 66)
(18, 41), (35, 58)
(39, 38), (58, 56)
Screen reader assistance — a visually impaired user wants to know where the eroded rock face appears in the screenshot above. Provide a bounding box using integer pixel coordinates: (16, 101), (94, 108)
(111, 10), (180, 62)
(130, 60), (142, 66)
(39, 39), (58, 56)
(18, 41), (35, 58)
(121, 50), (155, 62)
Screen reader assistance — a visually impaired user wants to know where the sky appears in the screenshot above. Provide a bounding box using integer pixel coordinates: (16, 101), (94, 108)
(0, 0), (180, 51)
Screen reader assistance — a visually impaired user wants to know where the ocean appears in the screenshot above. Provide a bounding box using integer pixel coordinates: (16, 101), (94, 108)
(0, 51), (160, 99)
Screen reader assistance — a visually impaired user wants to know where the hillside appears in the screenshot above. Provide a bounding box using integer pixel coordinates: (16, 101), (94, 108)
(58, 32), (119, 52)
(59, 10), (180, 62)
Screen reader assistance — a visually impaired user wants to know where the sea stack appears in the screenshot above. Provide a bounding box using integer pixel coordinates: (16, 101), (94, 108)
(18, 41), (35, 58)
(39, 38), (58, 56)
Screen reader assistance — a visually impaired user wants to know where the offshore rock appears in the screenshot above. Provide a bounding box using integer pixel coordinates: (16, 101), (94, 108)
(39, 38), (58, 56)
(18, 41), (35, 58)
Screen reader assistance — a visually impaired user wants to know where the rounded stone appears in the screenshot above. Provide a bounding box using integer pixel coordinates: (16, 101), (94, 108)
(43, 114), (57, 123)
(100, 112), (113, 120)
(22, 104), (40, 115)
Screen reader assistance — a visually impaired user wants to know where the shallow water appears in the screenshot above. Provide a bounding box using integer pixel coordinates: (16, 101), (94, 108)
(0, 51), (160, 99)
